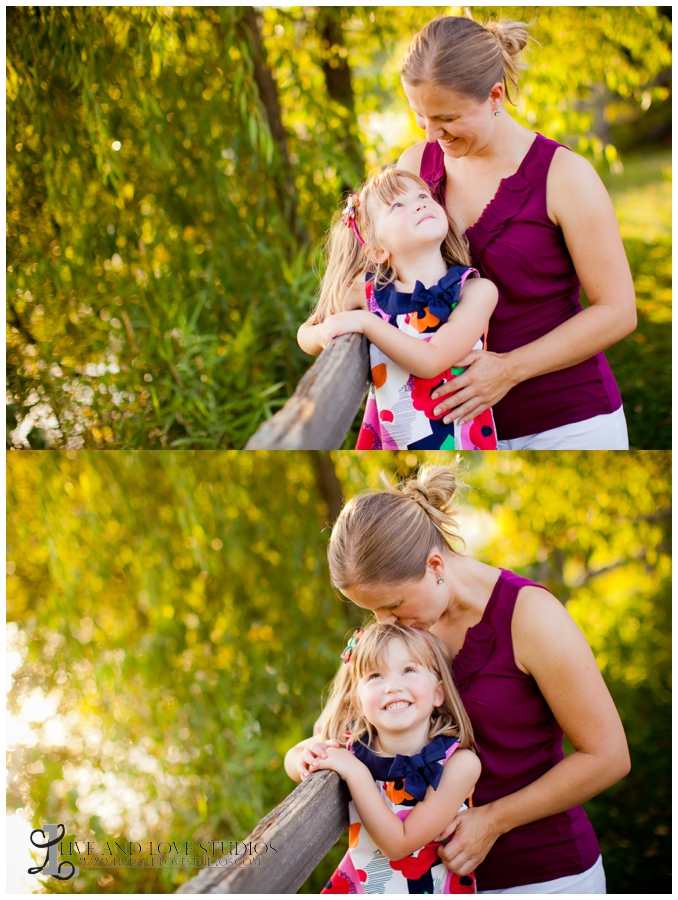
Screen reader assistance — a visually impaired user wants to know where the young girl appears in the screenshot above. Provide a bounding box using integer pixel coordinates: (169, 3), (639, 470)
(297, 168), (498, 449)
(284, 623), (481, 894)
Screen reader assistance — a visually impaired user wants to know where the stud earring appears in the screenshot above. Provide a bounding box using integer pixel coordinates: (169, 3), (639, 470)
(437, 577), (445, 584)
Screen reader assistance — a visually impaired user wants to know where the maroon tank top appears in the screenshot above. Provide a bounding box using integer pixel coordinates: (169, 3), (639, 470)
(420, 135), (622, 440)
(452, 569), (600, 890)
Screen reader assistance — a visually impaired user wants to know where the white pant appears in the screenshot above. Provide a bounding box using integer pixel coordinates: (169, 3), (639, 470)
(478, 854), (606, 894)
(497, 407), (628, 450)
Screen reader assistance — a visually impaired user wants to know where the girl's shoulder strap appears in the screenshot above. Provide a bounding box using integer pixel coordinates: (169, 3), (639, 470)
(442, 738), (460, 764)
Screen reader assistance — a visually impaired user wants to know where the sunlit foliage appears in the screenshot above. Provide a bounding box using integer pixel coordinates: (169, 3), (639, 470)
(6, 7), (671, 448)
(6, 451), (670, 893)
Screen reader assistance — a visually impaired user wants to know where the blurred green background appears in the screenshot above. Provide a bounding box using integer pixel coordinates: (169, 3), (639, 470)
(6, 6), (671, 449)
(7, 451), (671, 893)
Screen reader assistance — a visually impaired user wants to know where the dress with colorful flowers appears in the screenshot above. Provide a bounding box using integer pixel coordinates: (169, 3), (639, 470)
(355, 266), (498, 450)
(321, 735), (476, 894)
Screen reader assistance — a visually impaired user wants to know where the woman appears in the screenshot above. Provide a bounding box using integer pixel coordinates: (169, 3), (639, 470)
(397, 16), (636, 449)
(291, 464), (630, 893)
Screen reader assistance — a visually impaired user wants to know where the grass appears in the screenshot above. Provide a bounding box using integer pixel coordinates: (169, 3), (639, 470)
(600, 149), (672, 449)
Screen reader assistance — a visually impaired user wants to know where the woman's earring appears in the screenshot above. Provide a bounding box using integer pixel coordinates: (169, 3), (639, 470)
(494, 109), (501, 117)
(437, 577), (445, 584)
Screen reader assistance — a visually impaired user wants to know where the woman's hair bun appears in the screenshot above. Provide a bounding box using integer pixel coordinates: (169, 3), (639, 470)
(484, 20), (531, 58)
(401, 464), (464, 513)
(483, 19), (531, 93)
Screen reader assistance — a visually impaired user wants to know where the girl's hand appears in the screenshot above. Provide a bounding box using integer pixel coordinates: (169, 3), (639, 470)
(318, 311), (369, 349)
(431, 350), (516, 426)
(298, 740), (341, 781)
(309, 746), (361, 782)
(437, 805), (501, 877)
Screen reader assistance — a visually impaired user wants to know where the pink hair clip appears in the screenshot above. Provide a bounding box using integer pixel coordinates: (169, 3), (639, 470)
(341, 194), (365, 245)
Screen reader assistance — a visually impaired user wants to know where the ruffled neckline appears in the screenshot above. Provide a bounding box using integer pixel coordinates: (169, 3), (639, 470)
(422, 134), (543, 258)
(451, 569), (507, 692)
(351, 734), (459, 801)
(464, 134), (542, 255)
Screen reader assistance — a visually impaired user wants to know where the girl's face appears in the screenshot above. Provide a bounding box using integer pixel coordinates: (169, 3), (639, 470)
(355, 638), (443, 739)
(403, 81), (502, 159)
(367, 183), (448, 266)
(341, 556), (449, 632)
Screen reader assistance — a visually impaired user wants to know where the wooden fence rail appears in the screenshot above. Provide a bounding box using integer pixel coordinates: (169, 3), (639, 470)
(245, 334), (369, 449)
(176, 771), (348, 894)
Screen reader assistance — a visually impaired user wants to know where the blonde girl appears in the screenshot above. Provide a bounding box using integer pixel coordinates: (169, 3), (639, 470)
(297, 168), (499, 450)
(285, 622), (481, 894)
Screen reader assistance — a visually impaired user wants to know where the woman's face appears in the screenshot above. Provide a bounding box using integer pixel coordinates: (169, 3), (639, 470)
(341, 558), (449, 631)
(403, 81), (500, 159)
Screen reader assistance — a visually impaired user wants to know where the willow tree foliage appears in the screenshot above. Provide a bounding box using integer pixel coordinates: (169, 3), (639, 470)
(7, 7), (671, 448)
(7, 451), (671, 893)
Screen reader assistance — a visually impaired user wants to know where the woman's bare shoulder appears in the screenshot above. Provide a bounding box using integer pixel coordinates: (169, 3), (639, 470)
(549, 146), (606, 191)
(398, 140), (428, 175)
(546, 146), (611, 223)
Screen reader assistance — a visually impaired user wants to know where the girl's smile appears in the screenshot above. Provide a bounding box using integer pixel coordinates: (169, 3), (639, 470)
(356, 638), (444, 747)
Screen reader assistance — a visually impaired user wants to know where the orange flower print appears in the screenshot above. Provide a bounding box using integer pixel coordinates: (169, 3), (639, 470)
(384, 779), (414, 805)
(409, 306), (440, 333)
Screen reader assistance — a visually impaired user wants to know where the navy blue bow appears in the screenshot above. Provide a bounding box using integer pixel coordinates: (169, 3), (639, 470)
(353, 735), (457, 802)
(409, 268), (465, 327)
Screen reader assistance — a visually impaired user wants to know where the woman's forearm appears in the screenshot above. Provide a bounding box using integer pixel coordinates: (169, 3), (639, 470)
(297, 322), (324, 356)
(284, 742), (306, 782)
(485, 746), (630, 838)
(506, 299), (636, 386)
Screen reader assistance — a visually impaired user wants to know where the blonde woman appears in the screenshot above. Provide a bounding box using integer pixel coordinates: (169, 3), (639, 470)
(304, 464), (630, 893)
(399, 16), (636, 449)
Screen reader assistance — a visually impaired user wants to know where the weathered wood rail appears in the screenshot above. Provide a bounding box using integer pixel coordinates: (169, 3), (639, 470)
(177, 771), (348, 894)
(245, 333), (370, 449)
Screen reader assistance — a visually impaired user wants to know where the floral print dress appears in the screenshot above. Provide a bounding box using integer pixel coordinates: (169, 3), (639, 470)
(355, 266), (497, 450)
(321, 735), (476, 895)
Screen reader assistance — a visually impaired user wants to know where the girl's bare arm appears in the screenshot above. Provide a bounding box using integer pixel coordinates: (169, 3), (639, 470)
(314, 746), (480, 860)
(319, 278), (497, 379)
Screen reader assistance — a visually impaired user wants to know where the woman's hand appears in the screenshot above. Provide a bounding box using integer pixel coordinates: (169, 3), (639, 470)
(297, 740), (341, 781)
(318, 311), (369, 349)
(431, 350), (516, 426)
(436, 804), (501, 876)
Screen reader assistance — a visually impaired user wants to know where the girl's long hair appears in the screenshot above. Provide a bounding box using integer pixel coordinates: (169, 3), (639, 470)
(309, 168), (471, 325)
(320, 622), (476, 753)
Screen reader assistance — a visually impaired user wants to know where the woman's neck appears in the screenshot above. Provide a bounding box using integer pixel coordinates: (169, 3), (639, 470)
(455, 115), (535, 171)
(431, 556), (503, 657)
(394, 247), (449, 293)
